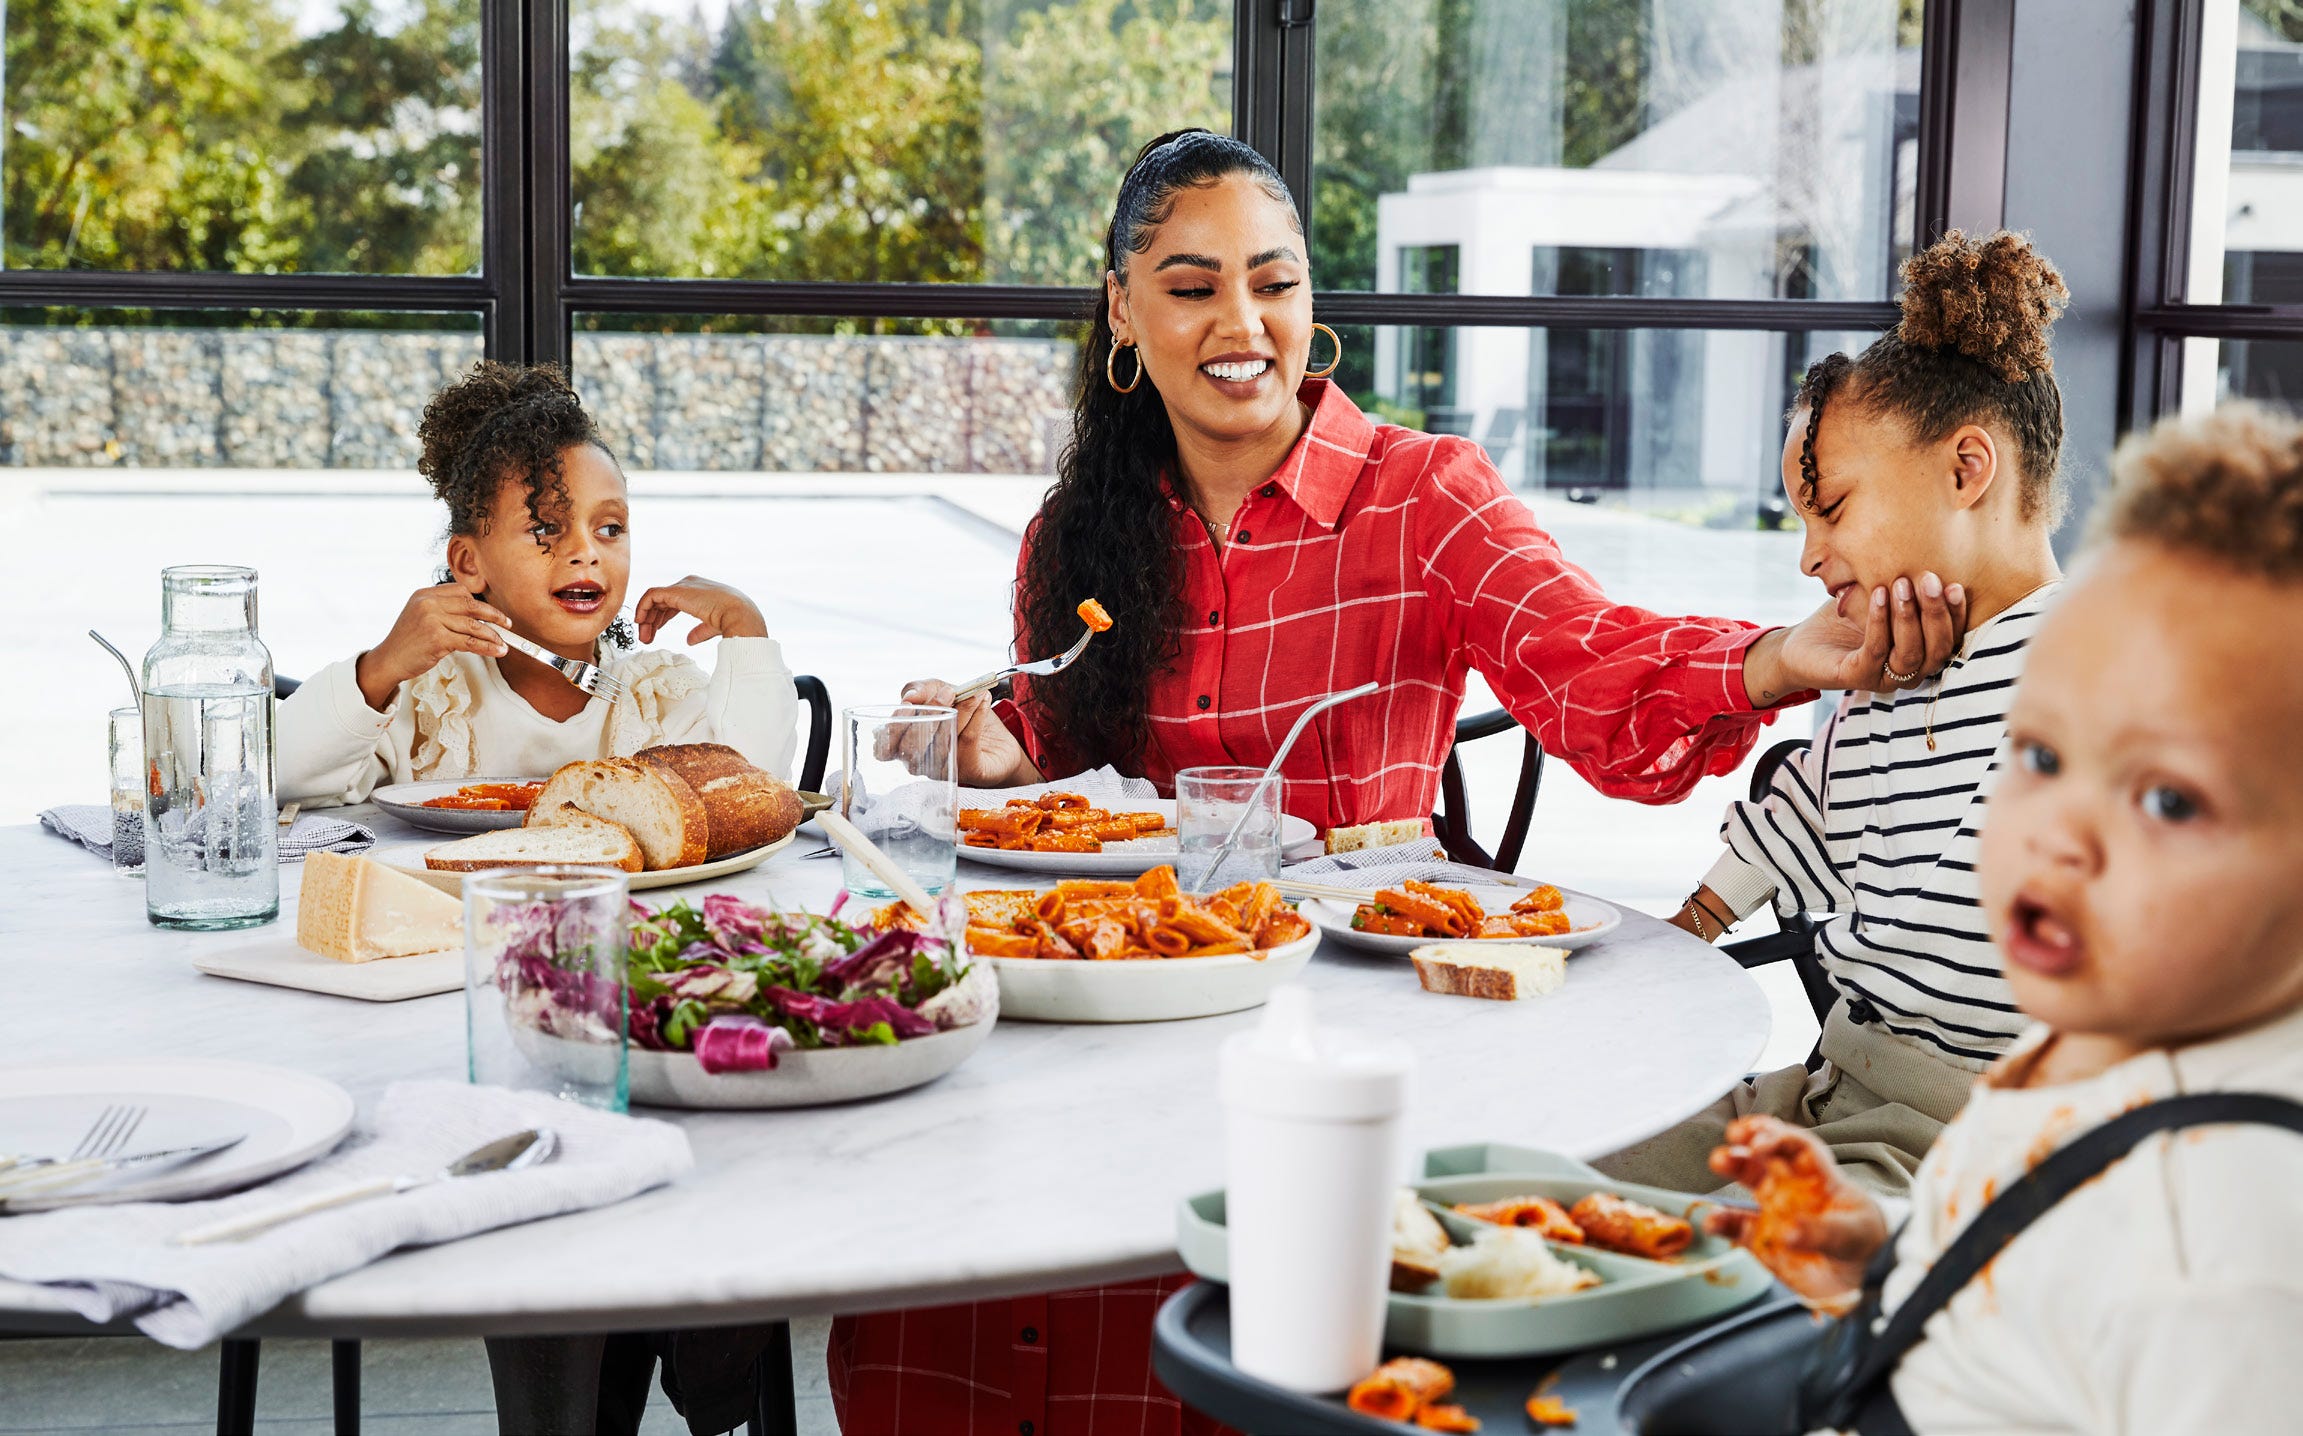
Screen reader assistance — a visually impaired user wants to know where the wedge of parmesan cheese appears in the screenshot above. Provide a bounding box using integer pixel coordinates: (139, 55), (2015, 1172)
(296, 852), (463, 964)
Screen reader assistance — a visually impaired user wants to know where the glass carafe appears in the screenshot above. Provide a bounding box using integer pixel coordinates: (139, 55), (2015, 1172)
(140, 565), (279, 930)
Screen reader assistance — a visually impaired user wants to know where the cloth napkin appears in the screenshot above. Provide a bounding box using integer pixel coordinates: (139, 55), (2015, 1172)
(39, 805), (374, 864)
(1283, 837), (1528, 891)
(0, 1081), (692, 1349)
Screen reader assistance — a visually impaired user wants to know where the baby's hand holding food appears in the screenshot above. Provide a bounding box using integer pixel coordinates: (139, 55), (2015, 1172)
(1705, 1115), (1887, 1314)
(634, 576), (768, 645)
(356, 583), (512, 711)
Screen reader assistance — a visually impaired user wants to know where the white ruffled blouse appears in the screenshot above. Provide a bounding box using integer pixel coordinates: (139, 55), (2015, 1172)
(277, 637), (800, 805)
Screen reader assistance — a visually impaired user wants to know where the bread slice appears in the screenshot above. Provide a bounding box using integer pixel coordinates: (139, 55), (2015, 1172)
(1325, 818), (1428, 854)
(526, 758), (707, 870)
(424, 817), (645, 873)
(637, 742), (803, 858)
(1409, 943), (1566, 1001)
(297, 852), (463, 962)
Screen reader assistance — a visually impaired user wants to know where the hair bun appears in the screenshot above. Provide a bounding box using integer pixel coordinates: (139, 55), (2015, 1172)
(1895, 230), (2069, 384)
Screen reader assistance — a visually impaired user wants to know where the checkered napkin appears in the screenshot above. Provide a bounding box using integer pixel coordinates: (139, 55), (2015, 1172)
(1283, 837), (1526, 891)
(38, 805), (374, 865)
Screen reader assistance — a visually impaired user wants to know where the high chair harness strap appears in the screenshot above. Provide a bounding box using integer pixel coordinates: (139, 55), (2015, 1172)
(1817, 1091), (2303, 1435)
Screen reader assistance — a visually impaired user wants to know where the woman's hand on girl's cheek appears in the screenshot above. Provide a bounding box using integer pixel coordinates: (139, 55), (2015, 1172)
(633, 576), (769, 644)
(1757, 572), (1967, 698)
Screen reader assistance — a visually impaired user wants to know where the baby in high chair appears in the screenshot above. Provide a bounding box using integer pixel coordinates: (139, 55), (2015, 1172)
(1712, 403), (2303, 1434)
(278, 361), (797, 804)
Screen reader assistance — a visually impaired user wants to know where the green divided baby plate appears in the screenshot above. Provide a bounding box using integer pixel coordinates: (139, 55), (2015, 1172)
(1174, 1142), (1773, 1358)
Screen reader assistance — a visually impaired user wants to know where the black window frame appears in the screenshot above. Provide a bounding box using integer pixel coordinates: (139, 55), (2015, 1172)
(2126, 0), (2303, 423)
(0, 0), (2002, 393)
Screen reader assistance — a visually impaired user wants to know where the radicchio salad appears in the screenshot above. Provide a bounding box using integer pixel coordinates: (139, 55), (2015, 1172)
(493, 890), (995, 1075)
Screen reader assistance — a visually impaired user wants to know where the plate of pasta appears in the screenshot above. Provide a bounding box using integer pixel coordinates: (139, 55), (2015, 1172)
(1302, 880), (1621, 955)
(878, 866), (1320, 1022)
(956, 791), (1318, 876)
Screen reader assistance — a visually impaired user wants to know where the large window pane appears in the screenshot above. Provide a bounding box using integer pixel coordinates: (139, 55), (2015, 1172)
(1341, 321), (1871, 508)
(1313, 0), (1922, 301)
(569, 1), (1233, 284)
(0, 309), (483, 466)
(4, 2), (482, 274)
(2190, 337), (2303, 411)
(572, 314), (1082, 472)
(2187, 1), (2303, 319)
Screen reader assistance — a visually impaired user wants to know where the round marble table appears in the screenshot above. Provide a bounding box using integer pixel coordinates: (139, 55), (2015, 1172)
(0, 811), (1769, 1339)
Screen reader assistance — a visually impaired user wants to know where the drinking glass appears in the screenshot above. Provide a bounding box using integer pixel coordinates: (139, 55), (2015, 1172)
(465, 866), (631, 1113)
(1177, 765), (1284, 893)
(140, 564), (278, 929)
(108, 706), (147, 877)
(841, 704), (957, 898)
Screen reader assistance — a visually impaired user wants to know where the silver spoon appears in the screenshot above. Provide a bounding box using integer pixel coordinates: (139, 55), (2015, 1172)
(174, 1128), (559, 1245)
(89, 629), (141, 711)
(1191, 681), (1381, 890)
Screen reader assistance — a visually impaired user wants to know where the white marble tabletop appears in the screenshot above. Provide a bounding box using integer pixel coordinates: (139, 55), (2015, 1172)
(0, 811), (1769, 1339)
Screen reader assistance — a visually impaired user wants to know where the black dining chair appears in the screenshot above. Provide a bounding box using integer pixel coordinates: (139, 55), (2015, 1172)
(791, 674), (830, 795)
(1430, 708), (1546, 872)
(1719, 737), (1839, 1069)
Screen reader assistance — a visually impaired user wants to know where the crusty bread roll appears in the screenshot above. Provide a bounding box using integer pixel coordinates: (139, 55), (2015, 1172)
(425, 814), (645, 873)
(525, 758), (708, 870)
(637, 742), (803, 859)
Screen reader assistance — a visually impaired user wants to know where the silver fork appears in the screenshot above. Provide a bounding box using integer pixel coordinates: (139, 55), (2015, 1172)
(952, 626), (1097, 703)
(0, 1102), (146, 1176)
(490, 625), (627, 706)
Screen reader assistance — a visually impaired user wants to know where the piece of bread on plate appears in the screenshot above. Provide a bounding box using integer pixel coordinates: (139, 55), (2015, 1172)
(1324, 818), (1427, 854)
(636, 742), (803, 858)
(525, 758), (707, 870)
(425, 814), (645, 873)
(1410, 943), (1566, 1001)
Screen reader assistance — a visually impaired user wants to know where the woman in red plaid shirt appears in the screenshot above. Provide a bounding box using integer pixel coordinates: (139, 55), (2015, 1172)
(853, 131), (1965, 1434)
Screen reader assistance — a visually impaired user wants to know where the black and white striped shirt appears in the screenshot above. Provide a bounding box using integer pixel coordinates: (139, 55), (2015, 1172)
(1702, 585), (2062, 1071)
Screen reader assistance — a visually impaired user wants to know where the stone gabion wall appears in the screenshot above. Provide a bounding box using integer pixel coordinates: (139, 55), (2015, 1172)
(0, 327), (1078, 474)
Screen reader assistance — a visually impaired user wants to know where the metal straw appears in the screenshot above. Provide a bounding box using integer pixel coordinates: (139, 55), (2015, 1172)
(1194, 681), (1380, 887)
(89, 630), (141, 710)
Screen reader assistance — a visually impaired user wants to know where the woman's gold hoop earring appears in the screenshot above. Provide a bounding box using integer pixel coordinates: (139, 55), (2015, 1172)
(1307, 322), (1343, 380)
(1106, 340), (1144, 394)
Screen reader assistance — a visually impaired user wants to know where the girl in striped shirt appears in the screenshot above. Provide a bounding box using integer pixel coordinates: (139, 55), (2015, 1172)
(1603, 230), (2071, 1197)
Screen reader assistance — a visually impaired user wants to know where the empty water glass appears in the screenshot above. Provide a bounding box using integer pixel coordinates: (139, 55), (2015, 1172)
(841, 704), (957, 898)
(108, 706), (145, 876)
(465, 866), (631, 1113)
(1177, 765), (1284, 893)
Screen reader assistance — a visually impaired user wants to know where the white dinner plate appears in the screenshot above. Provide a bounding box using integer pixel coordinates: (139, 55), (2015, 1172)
(956, 796), (1319, 877)
(372, 777), (546, 834)
(379, 830), (795, 895)
(987, 928), (1318, 1023)
(1302, 882), (1623, 955)
(0, 1058), (355, 1211)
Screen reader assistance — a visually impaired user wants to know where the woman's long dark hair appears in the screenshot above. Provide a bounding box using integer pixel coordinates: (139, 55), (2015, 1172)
(1014, 129), (1299, 771)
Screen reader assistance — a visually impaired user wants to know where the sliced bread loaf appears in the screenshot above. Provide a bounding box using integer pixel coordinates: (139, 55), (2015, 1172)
(637, 742), (803, 858)
(525, 758), (707, 870)
(424, 815), (645, 873)
(1408, 943), (1566, 1001)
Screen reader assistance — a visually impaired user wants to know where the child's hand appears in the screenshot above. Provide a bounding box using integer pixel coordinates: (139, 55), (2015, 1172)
(634, 576), (768, 645)
(1705, 1116), (1889, 1314)
(356, 583), (513, 711)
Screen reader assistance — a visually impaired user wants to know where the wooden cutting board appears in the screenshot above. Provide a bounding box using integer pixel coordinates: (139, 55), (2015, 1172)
(192, 940), (463, 1002)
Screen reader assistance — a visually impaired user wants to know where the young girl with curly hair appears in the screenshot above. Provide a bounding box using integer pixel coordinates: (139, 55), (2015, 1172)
(1603, 230), (2072, 1196)
(277, 361), (797, 803)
